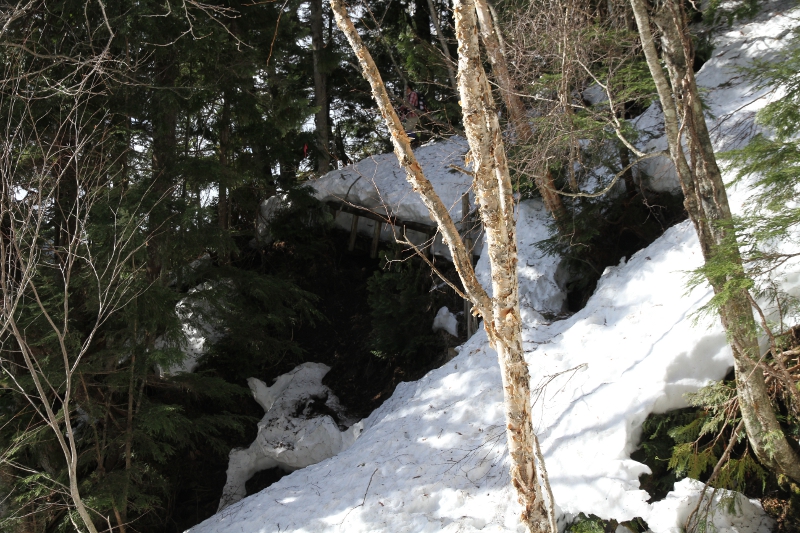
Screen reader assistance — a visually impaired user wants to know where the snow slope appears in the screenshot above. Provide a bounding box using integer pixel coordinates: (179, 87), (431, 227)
(188, 3), (799, 532)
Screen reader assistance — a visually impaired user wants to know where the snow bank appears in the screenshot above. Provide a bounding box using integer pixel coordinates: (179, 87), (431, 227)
(217, 363), (362, 511)
(188, 4), (800, 532)
(309, 137), (480, 258)
(633, 0), (798, 193)
(648, 479), (774, 533)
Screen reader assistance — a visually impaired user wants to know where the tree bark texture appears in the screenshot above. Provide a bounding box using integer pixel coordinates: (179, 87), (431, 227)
(329, 0), (492, 322)
(629, 0), (800, 482)
(219, 93), (231, 232)
(330, 0), (555, 530)
(453, 0), (552, 529)
(473, 0), (566, 224)
(311, 0), (331, 172)
(149, 53), (179, 283)
(415, 0), (433, 42)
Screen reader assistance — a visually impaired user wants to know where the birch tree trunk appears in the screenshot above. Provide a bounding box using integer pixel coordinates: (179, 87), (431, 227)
(473, 0), (567, 223)
(329, 0), (555, 530)
(629, 0), (800, 481)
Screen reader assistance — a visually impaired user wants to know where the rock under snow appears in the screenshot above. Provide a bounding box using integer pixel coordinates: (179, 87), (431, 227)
(432, 306), (459, 337)
(188, 3), (800, 532)
(217, 363), (363, 511)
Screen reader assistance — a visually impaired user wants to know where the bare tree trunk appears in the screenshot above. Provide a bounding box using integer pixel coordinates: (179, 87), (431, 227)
(329, 0), (555, 530)
(473, 0), (567, 224)
(415, 0), (433, 41)
(453, 1), (553, 528)
(219, 93), (231, 232)
(149, 52), (179, 283)
(311, 0), (331, 172)
(629, 0), (800, 482)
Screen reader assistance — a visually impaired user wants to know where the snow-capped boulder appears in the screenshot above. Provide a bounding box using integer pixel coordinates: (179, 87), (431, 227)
(217, 363), (362, 511)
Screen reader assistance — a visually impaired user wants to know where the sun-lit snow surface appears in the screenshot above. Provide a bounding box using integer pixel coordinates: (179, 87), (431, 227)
(188, 4), (799, 532)
(648, 479), (775, 533)
(309, 137), (480, 258)
(633, 0), (799, 193)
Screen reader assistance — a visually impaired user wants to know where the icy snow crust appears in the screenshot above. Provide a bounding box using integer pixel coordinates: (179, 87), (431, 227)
(188, 4), (798, 532)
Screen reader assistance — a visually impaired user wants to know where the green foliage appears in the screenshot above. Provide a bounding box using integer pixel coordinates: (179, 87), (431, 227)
(704, 0), (761, 25)
(367, 253), (444, 364)
(567, 513), (605, 533)
(266, 186), (336, 261)
(686, 23), (800, 396)
(635, 381), (770, 503)
(723, 27), (800, 251)
(193, 266), (322, 382)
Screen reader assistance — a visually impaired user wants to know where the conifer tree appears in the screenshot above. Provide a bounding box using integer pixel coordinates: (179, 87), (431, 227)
(627, 0), (800, 481)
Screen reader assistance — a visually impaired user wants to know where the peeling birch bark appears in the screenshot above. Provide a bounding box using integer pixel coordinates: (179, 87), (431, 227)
(329, 0), (554, 530)
(453, 0), (551, 528)
(629, 0), (800, 482)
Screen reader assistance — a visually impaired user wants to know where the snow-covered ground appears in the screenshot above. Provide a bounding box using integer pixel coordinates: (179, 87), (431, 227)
(187, 3), (800, 532)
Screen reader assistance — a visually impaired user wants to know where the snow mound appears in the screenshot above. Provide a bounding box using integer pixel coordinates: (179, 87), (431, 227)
(648, 479), (775, 533)
(632, 0), (798, 193)
(309, 137), (480, 259)
(217, 363), (362, 511)
(311, 137), (470, 224)
(432, 306), (459, 337)
(476, 199), (567, 318)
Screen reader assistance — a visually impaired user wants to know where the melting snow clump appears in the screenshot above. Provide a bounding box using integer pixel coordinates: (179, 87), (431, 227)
(217, 363), (362, 511)
(647, 479), (774, 533)
(432, 306), (459, 337)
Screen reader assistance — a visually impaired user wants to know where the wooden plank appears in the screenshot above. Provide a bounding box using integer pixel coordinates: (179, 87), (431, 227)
(370, 221), (381, 258)
(347, 213), (359, 251)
